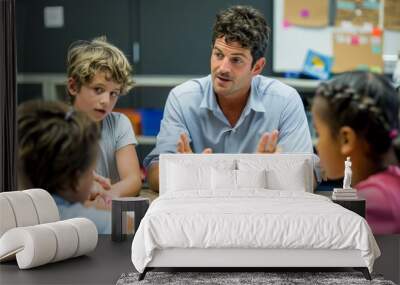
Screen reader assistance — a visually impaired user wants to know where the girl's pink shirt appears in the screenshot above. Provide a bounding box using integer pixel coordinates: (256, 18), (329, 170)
(355, 165), (400, 234)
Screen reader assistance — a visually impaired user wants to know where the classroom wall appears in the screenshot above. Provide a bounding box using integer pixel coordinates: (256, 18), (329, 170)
(16, 0), (275, 109)
(16, 0), (136, 73)
(16, 0), (274, 75)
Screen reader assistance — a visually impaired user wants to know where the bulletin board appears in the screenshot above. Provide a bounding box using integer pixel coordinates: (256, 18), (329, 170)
(272, 0), (400, 73)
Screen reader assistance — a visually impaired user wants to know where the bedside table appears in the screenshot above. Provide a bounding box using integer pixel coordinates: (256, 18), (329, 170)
(332, 198), (365, 218)
(112, 197), (150, 242)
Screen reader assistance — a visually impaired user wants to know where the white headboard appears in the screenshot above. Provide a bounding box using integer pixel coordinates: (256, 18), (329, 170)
(159, 153), (315, 195)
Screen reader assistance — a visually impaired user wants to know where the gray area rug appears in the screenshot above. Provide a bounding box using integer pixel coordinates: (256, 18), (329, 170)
(117, 271), (396, 285)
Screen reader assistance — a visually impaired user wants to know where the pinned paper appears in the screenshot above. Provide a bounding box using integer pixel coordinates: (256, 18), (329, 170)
(384, 0), (400, 30)
(339, 21), (358, 33)
(359, 36), (368, 45)
(284, 0), (329, 27)
(336, 0), (381, 27)
(300, 9), (310, 18)
(283, 19), (292, 28)
(363, 1), (380, 10)
(337, 1), (356, 10)
(361, 23), (374, 33)
(302, 50), (333, 80)
(333, 30), (383, 73)
(370, 36), (381, 45)
(371, 46), (381, 54)
(370, 66), (383, 73)
(372, 27), (382, 36)
(356, 64), (370, 71)
(351, 35), (360, 45)
(336, 34), (350, 44)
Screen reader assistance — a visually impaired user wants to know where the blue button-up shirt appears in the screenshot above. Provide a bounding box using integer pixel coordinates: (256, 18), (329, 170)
(144, 75), (313, 168)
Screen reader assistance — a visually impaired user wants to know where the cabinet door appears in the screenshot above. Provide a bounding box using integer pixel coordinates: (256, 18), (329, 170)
(138, 0), (273, 75)
(16, 0), (136, 73)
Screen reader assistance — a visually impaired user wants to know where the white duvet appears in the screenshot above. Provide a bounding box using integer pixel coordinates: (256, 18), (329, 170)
(131, 190), (380, 273)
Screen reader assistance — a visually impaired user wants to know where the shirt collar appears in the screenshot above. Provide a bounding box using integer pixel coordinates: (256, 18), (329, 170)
(246, 77), (266, 113)
(200, 75), (266, 114)
(200, 75), (217, 111)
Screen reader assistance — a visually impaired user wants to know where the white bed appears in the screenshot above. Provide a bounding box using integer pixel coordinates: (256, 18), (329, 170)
(131, 154), (380, 280)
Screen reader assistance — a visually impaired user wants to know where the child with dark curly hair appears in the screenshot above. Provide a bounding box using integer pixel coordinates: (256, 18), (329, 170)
(312, 71), (400, 234)
(18, 100), (112, 234)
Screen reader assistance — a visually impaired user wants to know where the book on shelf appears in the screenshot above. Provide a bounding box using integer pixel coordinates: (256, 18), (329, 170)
(332, 191), (359, 200)
(332, 195), (360, 200)
(332, 192), (358, 197)
(333, 188), (357, 193)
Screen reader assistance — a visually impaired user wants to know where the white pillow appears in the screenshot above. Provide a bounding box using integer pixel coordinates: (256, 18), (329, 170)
(238, 157), (312, 192)
(211, 169), (268, 190)
(167, 163), (211, 191)
(211, 168), (237, 190)
(236, 169), (267, 189)
(266, 162), (308, 191)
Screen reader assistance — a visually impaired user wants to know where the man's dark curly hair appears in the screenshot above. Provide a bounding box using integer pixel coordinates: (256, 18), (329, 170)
(212, 5), (270, 65)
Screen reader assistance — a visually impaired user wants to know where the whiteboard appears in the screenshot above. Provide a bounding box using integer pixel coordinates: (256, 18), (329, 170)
(273, 0), (400, 73)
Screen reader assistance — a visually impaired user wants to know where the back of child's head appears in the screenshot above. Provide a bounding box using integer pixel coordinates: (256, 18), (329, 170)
(314, 71), (400, 161)
(66, 36), (134, 101)
(18, 100), (100, 194)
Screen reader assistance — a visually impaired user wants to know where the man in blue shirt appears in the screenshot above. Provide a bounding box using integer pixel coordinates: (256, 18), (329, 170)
(144, 5), (313, 191)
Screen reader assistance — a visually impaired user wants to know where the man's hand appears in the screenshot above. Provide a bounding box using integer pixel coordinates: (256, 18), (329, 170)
(256, 130), (281, 153)
(177, 133), (212, 154)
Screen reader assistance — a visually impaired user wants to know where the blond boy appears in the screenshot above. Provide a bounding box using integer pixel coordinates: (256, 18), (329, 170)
(67, 37), (141, 198)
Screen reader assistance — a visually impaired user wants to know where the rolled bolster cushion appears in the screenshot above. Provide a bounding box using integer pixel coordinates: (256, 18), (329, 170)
(23, 189), (59, 224)
(64, 218), (98, 257)
(0, 189), (59, 239)
(0, 218), (98, 269)
(42, 221), (79, 263)
(0, 196), (17, 237)
(0, 226), (57, 269)
(0, 191), (39, 228)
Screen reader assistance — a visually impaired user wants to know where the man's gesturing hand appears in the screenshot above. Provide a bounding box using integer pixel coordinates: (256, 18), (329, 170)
(256, 130), (281, 153)
(177, 133), (212, 154)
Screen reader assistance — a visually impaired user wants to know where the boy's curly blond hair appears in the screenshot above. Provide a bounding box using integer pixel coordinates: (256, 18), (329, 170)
(66, 36), (134, 99)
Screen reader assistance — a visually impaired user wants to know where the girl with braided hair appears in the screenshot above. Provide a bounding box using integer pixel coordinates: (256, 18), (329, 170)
(312, 71), (400, 234)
